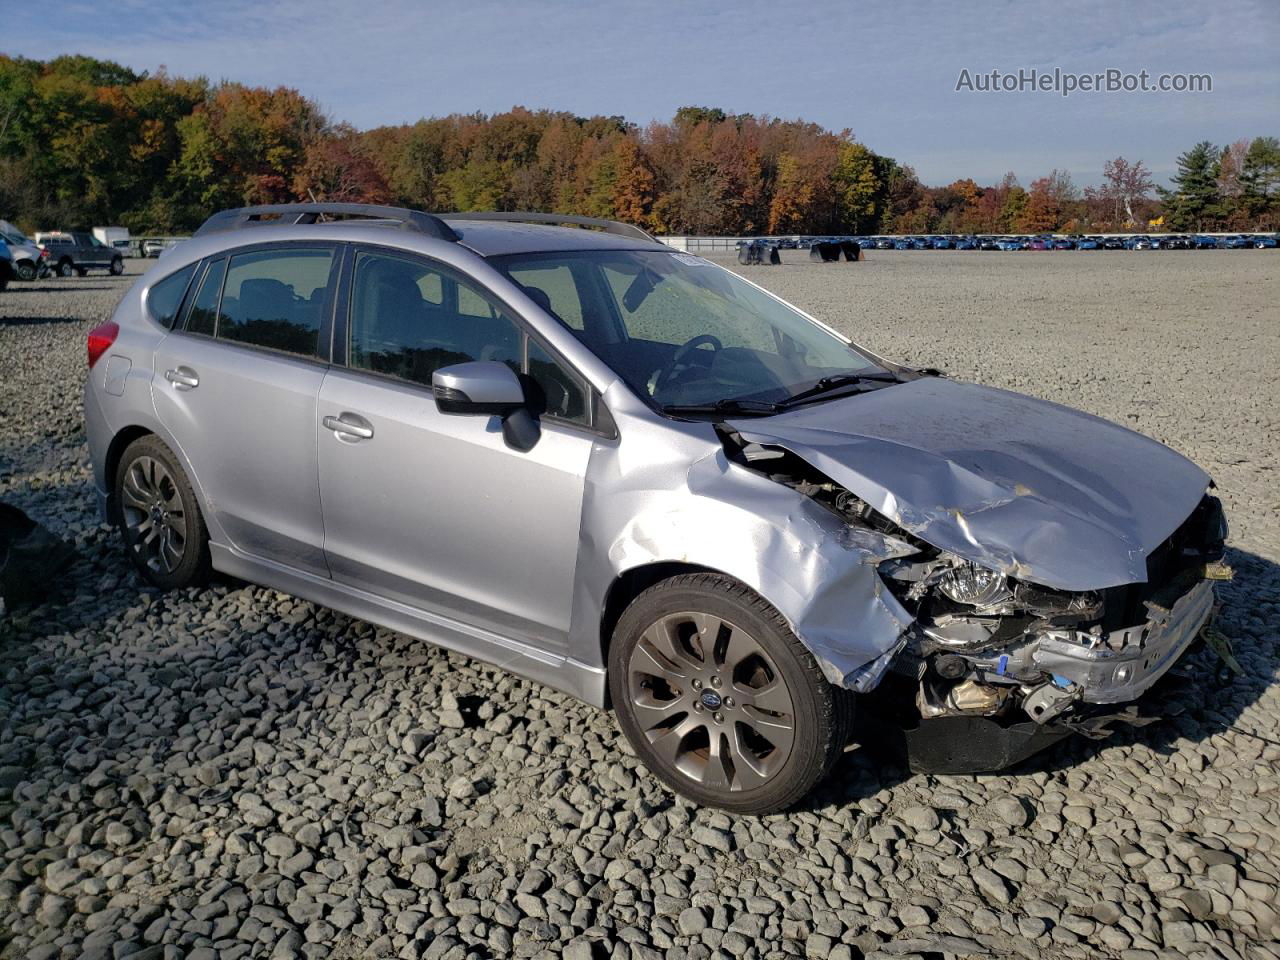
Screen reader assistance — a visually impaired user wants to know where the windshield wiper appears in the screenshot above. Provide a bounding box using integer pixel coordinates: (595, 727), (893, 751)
(778, 372), (898, 408)
(661, 398), (782, 418)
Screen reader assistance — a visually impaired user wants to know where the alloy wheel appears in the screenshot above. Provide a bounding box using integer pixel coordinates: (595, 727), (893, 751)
(120, 455), (188, 574)
(626, 611), (796, 792)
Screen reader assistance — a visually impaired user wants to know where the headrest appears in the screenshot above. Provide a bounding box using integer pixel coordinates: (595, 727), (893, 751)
(519, 284), (554, 315)
(239, 278), (294, 319)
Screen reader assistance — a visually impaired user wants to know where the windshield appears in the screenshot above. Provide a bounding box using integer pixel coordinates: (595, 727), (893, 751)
(492, 249), (890, 413)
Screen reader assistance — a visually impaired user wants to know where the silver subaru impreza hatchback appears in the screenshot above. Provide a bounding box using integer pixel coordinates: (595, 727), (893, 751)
(85, 204), (1229, 812)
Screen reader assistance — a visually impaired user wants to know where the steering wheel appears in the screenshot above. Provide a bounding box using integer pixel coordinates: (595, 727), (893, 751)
(653, 334), (723, 395)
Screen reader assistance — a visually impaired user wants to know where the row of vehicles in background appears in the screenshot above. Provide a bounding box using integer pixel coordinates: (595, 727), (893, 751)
(854, 233), (1279, 251)
(747, 233), (1278, 256)
(0, 223), (188, 289)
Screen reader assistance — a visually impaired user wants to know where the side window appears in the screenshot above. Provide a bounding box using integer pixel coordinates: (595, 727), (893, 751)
(146, 263), (197, 328)
(218, 248), (334, 358)
(349, 251), (521, 386)
(184, 259), (226, 337)
(505, 264), (585, 330)
(527, 338), (589, 426)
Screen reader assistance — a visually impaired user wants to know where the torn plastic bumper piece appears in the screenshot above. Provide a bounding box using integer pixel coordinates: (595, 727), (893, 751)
(0, 502), (75, 608)
(887, 671), (1185, 774)
(894, 714), (1073, 775)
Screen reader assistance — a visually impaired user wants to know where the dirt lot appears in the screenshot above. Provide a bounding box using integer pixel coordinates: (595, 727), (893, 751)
(1, 251), (1278, 960)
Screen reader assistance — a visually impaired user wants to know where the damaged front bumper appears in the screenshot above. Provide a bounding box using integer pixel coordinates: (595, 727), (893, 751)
(884, 576), (1223, 773)
(1032, 579), (1215, 705)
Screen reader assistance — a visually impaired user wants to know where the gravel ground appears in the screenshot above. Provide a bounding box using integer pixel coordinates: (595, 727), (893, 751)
(1, 251), (1278, 960)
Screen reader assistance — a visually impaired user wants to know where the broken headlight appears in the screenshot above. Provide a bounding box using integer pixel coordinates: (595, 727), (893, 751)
(937, 562), (1009, 607)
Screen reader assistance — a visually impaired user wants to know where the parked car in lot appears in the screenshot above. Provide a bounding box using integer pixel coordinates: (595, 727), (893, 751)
(1251, 235), (1278, 249)
(84, 203), (1231, 812)
(1101, 237), (1127, 250)
(954, 237), (978, 251)
(1026, 237), (1050, 251)
(1050, 238), (1075, 250)
(37, 230), (125, 276)
(1074, 236), (1100, 250)
(978, 237), (1000, 250)
(1192, 235), (1221, 249)
(0, 221), (49, 280)
(875, 238), (895, 250)
(1161, 235), (1194, 250)
(1124, 236), (1154, 250)
(142, 239), (180, 257)
(995, 237), (1025, 251)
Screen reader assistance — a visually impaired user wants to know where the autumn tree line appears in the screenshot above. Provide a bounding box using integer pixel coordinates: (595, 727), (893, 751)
(1, 54), (1277, 237)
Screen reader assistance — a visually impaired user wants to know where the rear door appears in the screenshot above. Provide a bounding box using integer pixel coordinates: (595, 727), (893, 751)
(151, 242), (339, 576)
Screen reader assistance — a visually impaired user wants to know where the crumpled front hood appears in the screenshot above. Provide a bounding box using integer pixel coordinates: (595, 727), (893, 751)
(730, 377), (1210, 591)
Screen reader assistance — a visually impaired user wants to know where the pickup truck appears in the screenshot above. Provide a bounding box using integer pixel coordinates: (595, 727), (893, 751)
(37, 231), (125, 277)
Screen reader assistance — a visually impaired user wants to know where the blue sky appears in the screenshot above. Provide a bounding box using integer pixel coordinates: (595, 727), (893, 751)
(6, 0), (1277, 186)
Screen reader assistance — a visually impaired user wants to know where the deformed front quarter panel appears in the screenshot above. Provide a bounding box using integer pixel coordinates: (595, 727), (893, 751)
(569, 389), (917, 699)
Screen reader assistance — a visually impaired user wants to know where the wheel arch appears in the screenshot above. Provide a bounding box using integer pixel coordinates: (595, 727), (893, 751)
(598, 560), (724, 708)
(104, 425), (155, 522)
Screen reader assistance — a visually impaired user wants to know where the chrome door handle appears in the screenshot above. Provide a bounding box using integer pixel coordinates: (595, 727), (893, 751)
(323, 414), (374, 440)
(164, 367), (199, 390)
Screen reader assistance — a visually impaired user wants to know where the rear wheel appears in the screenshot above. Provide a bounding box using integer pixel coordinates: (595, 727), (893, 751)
(57, 259), (74, 278)
(109, 257), (124, 275)
(609, 573), (853, 813)
(114, 435), (211, 590)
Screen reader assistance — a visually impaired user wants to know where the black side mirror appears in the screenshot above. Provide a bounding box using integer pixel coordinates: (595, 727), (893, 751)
(432, 361), (540, 451)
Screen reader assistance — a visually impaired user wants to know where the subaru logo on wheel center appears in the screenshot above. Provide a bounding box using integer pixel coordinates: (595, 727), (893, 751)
(699, 689), (723, 710)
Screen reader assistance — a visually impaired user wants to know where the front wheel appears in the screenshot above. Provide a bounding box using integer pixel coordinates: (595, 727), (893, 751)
(114, 435), (211, 590)
(15, 261), (36, 282)
(609, 573), (853, 813)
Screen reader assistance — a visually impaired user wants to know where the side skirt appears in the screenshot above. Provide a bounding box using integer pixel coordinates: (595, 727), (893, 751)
(210, 543), (609, 707)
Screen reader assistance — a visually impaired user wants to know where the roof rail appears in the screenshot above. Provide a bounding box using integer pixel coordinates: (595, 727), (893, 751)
(193, 203), (460, 242)
(442, 211), (659, 244)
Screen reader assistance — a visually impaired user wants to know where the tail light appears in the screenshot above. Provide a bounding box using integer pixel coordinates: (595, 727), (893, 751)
(39, 248), (48, 259)
(87, 321), (119, 369)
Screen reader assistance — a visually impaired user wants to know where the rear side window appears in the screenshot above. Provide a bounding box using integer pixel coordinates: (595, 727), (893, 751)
(146, 264), (197, 328)
(218, 248), (334, 358)
(185, 259), (226, 337)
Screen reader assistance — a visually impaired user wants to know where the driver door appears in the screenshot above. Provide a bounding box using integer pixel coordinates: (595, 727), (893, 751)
(317, 247), (598, 653)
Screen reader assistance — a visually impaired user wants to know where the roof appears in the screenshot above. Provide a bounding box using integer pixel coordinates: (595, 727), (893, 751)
(445, 219), (659, 257)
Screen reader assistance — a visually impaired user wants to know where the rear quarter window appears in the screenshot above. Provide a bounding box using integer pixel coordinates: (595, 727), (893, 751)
(146, 264), (198, 328)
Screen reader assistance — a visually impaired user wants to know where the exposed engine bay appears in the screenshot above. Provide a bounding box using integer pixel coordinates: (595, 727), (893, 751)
(720, 426), (1231, 766)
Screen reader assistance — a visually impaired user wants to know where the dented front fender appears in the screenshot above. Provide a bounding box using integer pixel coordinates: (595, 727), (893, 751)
(569, 403), (917, 696)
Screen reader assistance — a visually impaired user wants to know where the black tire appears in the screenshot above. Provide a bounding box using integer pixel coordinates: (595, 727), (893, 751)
(109, 257), (124, 275)
(15, 261), (36, 282)
(114, 434), (211, 590)
(57, 259), (75, 278)
(609, 573), (853, 813)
